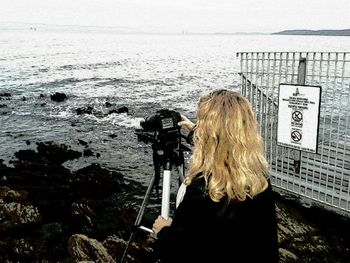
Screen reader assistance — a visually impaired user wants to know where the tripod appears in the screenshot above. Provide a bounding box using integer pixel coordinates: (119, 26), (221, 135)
(120, 147), (186, 263)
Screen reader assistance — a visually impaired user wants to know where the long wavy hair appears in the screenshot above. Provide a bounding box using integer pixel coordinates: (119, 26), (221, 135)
(185, 89), (269, 202)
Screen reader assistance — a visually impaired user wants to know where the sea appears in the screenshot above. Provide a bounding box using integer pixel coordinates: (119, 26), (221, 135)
(1, 30), (350, 186)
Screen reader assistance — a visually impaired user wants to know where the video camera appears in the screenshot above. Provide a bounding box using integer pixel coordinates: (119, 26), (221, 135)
(137, 109), (182, 151)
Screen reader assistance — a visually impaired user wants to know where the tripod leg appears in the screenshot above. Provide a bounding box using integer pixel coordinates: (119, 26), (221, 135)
(161, 169), (171, 220)
(120, 172), (156, 263)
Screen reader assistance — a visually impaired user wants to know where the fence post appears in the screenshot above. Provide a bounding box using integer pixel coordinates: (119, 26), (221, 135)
(293, 57), (306, 174)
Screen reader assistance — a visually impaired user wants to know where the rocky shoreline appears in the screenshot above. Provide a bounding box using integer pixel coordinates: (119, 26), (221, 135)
(0, 141), (349, 263)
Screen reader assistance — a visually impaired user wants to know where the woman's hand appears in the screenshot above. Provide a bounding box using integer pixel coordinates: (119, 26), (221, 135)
(178, 115), (195, 131)
(152, 215), (173, 235)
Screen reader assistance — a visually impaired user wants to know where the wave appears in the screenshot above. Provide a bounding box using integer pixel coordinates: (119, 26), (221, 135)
(94, 77), (175, 88)
(36, 77), (102, 89)
(80, 111), (143, 129)
(57, 61), (123, 71)
(33, 76), (178, 91)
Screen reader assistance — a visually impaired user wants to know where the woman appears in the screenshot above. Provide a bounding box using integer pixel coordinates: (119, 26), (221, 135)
(152, 89), (279, 263)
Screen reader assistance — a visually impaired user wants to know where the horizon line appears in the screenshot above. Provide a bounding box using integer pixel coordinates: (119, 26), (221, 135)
(1, 21), (349, 36)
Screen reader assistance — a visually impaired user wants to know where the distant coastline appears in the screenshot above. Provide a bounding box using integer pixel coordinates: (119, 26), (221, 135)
(272, 29), (350, 36)
(1, 22), (350, 36)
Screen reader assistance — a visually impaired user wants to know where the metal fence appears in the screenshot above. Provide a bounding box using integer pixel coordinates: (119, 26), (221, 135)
(237, 52), (350, 217)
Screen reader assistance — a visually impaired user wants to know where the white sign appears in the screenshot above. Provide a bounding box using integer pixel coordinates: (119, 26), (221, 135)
(277, 84), (321, 153)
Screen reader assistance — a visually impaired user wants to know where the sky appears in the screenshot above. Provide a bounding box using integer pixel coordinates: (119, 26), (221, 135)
(0, 0), (349, 33)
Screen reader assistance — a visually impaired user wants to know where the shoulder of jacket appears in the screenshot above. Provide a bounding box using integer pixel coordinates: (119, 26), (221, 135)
(188, 176), (208, 198)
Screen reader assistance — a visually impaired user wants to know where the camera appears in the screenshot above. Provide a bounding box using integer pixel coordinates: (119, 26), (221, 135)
(140, 109), (181, 132)
(138, 109), (182, 150)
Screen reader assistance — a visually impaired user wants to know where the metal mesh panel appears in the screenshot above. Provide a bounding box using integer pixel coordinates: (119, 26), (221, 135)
(237, 52), (350, 217)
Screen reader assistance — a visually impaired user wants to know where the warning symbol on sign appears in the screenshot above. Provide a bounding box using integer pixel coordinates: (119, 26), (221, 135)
(292, 110), (303, 122)
(291, 130), (302, 143)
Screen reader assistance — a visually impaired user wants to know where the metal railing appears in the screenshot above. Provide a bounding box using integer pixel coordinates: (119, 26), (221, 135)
(237, 52), (350, 217)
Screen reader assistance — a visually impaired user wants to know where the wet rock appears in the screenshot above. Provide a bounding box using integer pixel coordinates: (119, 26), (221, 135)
(108, 106), (128, 115)
(102, 234), (156, 263)
(70, 203), (97, 236)
(0, 161), (15, 185)
(71, 163), (123, 196)
(279, 248), (298, 261)
(67, 234), (115, 263)
(78, 139), (88, 147)
(11, 147), (73, 185)
(14, 149), (38, 163)
(276, 201), (314, 244)
(0, 187), (28, 202)
(83, 149), (93, 157)
(13, 142), (81, 167)
(0, 200), (42, 231)
(274, 195), (350, 262)
(36, 141), (81, 164)
(11, 238), (35, 259)
(76, 106), (94, 115)
(102, 235), (127, 260)
(0, 236), (52, 262)
(51, 92), (67, 102)
(0, 92), (11, 98)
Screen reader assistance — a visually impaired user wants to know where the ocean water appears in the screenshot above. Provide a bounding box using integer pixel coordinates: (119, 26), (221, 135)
(1, 31), (350, 184)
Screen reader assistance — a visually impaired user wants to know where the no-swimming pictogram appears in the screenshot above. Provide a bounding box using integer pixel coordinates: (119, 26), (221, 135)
(292, 110), (303, 122)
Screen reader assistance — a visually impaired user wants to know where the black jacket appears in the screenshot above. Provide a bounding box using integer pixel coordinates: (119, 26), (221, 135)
(156, 177), (279, 263)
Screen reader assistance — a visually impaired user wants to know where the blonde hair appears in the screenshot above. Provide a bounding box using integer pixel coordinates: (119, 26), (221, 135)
(185, 89), (269, 202)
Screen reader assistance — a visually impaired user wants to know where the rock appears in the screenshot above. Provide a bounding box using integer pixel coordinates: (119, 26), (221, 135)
(274, 194), (350, 262)
(0, 236), (50, 262)
(14, 149), (37, 162)
(279, 248), (298, 261)
(108, 106), (128, 115)
(83, 149), (93, 157)
(10, 142), (80, 185)
(36, 141), (81, 164)
(76, 106), (94, 115)
(0, 92), (11, 98)
(70, 203), (97, 236)
(11, 238), (35, 259)
(67, 234), (115, 263)
(71, 163), (123, 196)
(105, 102), (113, 108)
(78, 139), (88, 146)
(0, 187), (28, 202)
(102, 234), (156, 263)
(102, 235), (127, 260)
(14, 142), (81, 166)
(0, 201), (41, 231)
(50, 92), (67, 102)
